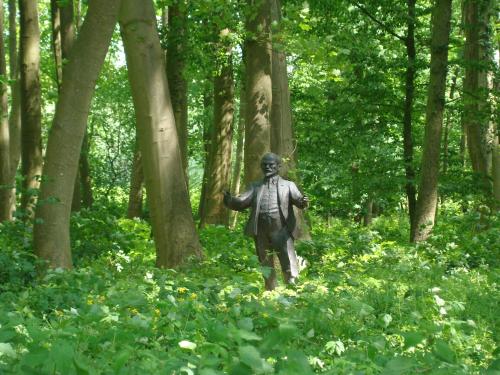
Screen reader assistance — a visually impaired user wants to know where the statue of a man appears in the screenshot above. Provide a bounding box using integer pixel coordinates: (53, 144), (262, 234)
(223, 153), (308, 290)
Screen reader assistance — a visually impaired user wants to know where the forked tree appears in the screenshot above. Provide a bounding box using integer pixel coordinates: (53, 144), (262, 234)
(34, 0), (123, 268)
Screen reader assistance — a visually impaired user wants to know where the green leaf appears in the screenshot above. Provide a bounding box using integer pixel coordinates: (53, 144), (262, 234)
(382, 357), (415, 375)
(402, 332), (425, 349)
(237, 318), (254, 331)
(239, 345), (263, 372)
(433, 340), (456, 364)
(277, 350), (314, 375)
(237, 329), (262, 341)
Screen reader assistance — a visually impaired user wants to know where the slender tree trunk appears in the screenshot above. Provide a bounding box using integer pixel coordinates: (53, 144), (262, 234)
(270, 0), (310, 239)
(244, 0), (272, 186)
(119, 0), (202, 267)
(363, 198), (374, 226)
(200, 50), (234, 227)
(34, 0), (122, 269)
(493, 44), (500, 210)
(50, 0), (63, 90)
(127, 140), (144, 219)
(19, 0), (42, 216)
(403, 0), (417, 233)
(198, 83), (213, 221)
(230, 73), (245, 229)
(411, 0), (452, 242)
(443, 71), (458, 174)
(7, 0), (20, 217)
(462, 0), (491, 191)
(166, 0), (189, 187)
(79, 132), (93, 208)
(0, 0), (11, 221)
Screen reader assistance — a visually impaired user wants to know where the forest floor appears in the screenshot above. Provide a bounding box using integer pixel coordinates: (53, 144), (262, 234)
(0, 207), (499, 374)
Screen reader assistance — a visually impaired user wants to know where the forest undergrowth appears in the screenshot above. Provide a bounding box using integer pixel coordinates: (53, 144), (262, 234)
(0, 207), (498, 374)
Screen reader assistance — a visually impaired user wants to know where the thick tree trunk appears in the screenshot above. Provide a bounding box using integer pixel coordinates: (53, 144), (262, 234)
(7, 0), (20, 217)
(403, 0), (417, 233)
(19, 0), (42, 216)
(119, 0), (202, 267)
(411, 0), (452, 242)
(244, 0), (272, 186)
(270, 0), (310, 239)
(200, 51), (234, 227)
(34, 0), (122, 269)
(127, 141), (144, 219)
(0, 0), (11, 221)
(166, 1), (189, 187)
(463, 0), (492, 191)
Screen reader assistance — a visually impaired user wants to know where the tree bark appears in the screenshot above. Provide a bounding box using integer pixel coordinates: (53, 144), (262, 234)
(198, 82), (213, 222)
(119, 0), (202, 267)
(19, 0), (42, 216)
(50, 0), (63, 90)
(80, 132), (93, 208)
(244, 0), (272, 186)
(34, 0), (122, 269)
(127, 140), (144, 219)
(0, 0), (11, 221)
(411, 0), (452, 242)
(462, 0), (492, 191)
(230, 70), (245, 229)
(442, 71), (458, 174)
(7, 0), (20, 217)
(200, 50), (234, 227)
(166, 0), (189, 187)
(403, 0), (417, 234)
(270, 0), (310, 239)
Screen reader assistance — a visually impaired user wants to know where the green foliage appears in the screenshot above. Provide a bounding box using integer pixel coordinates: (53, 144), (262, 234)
(0, 212), (498, 374)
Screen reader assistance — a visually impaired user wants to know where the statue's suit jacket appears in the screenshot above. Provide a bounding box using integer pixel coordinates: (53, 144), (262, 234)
(224, 176), (307, 239)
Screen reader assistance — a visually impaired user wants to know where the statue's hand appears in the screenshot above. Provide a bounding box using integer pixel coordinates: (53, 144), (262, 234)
(301, 195), (309, 208)
(222, 190), (231, 203)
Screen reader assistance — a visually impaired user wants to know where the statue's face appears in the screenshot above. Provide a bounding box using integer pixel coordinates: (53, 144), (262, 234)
(261, 156), (280, 178)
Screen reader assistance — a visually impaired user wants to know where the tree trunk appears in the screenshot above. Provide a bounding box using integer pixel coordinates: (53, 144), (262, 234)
(462, 0), (492, 192)
(119, 0), (202, 267)
(363, 198), (374, 226)
(200, 50), (234, 227)
(230, 71), (245, 229)
(50, 0), (63, 90)
(166, 0), (189, 187)
(244, 0), (272, 186)
(270, 0), (310, 239)
(403, 0), (417, 233)
(127, 140), (144, 219)
(0, 0), (11, 221)
(19, 0), (42, 216)
(442, 71), (458, 174)
(79, 132), (93, 208)
(34, 0), (122, 269)
(7, 0), (20, 217)
(198, 83), (213, 222)
(493, 44), (500, 210)
(411, 0), (452, 242)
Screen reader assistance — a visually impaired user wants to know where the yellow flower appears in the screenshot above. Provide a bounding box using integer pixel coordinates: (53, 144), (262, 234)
(154, 308), (161, 316)
(190, 293), (197, 300)
(86, 297), (93, 305)
(54, 310), (64, 317)
(177, 287), (188, 294)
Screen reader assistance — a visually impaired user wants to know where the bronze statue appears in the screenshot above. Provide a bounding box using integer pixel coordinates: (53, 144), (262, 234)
(223, 153), (308, 290)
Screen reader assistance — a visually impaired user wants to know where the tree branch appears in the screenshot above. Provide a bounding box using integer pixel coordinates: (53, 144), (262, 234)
(353, 3), (407, 43)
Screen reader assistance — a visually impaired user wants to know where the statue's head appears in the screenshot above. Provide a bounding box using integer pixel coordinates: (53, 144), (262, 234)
(260, 153), (281, 178)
